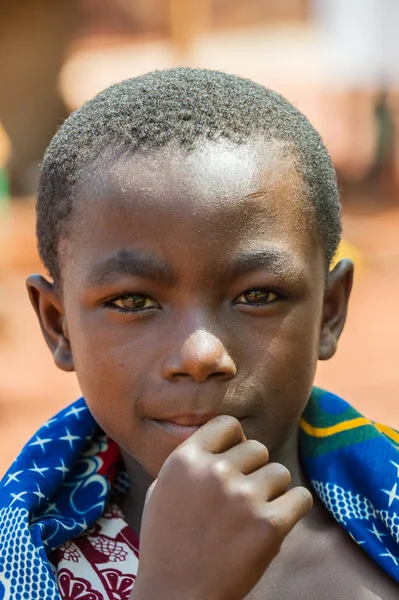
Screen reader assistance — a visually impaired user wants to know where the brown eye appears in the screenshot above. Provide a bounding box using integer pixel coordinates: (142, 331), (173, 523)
(112, 295), (157, 311)
(236, 289), (279, 305)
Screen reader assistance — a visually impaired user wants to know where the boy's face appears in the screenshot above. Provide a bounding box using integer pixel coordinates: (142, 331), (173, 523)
(28, 139), (352, 477)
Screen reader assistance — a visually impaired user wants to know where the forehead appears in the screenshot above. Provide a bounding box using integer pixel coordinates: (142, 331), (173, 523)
(80, 138), (303, 211)
(66, 139), (322, 280)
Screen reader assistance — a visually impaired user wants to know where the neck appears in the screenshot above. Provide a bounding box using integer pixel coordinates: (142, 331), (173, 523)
(269, 426), (310, 490)
(119, 449), (154, 536)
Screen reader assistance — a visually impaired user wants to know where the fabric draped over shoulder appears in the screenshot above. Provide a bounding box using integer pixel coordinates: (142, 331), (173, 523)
(0, 389), (398, 599)
(300, 388), (399, 582)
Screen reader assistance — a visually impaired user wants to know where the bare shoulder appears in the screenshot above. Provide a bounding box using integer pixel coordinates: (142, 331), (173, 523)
(248, 502), (399, 600)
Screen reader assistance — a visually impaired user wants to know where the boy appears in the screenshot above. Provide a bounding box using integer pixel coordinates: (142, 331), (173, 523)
(1, 68), (398, 599)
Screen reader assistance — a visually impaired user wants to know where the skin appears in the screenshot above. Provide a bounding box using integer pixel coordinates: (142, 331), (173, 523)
(26, 138), (396, 599)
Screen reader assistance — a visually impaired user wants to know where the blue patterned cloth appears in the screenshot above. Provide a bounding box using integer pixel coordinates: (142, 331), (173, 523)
(300, 388), (399, 583)
(0, 400), (105, 599)
(0, 389), (399, 598)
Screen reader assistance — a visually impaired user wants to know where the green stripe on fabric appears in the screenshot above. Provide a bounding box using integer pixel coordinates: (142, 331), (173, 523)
(302, 387), (362, 428)
(299, 423), (381, 458)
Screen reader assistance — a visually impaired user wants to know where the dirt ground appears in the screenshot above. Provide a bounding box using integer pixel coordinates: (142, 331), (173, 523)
(1, 195), (398, 477)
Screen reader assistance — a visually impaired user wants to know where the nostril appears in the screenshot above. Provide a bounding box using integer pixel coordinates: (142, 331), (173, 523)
(210, 371), (232, 379)
(170, 371), (231, 381)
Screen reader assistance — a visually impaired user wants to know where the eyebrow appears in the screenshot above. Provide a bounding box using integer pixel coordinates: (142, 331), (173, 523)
(86, 249), (176, 287)
(229, 248), (299, 279)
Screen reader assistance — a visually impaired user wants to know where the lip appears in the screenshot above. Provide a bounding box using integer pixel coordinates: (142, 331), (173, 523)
(156, 414), (218, 426)
(152, 419), (204, 441)
(151, 414), (244, 442)
(151, 413), (218, 442)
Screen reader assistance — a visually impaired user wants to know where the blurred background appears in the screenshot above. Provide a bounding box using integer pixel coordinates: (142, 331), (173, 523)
(1, 0), (398, 475)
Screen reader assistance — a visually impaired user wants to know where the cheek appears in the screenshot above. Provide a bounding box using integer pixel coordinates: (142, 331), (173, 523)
(254, 332), (319, 414)
(283, 310), (322, 394)
(70, 317), (151, 390)
(251, 302), (321, 378)
(246, 309), (321, 447)
(71, 337), (155, 467)
(66, 319), (163, 457)
(67, 323), (140, 423)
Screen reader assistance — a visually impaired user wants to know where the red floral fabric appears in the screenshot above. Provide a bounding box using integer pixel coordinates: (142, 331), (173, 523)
(49, 438), (140, 599)
(50, 503), (139, 600)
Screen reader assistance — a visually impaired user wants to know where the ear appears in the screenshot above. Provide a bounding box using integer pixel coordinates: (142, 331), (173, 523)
(26, 274), (75, 372)
(319, 259), (354, 361)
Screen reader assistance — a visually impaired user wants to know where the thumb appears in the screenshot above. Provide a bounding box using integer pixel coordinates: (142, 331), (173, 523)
(145, 478), (158, 506)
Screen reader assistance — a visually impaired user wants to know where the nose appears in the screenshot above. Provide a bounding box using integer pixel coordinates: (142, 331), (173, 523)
(162, 328), (237, 383)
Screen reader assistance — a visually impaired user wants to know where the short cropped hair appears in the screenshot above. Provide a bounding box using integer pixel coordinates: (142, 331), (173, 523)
(37, 67), (341, 283)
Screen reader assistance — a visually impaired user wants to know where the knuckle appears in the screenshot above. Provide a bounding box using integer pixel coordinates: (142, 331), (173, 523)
(231, 479), (258, 504)
(213, 458), (234, 477)
(216, 414), (242, 433)
(294, 486), (314, 508)
(163, 445), (199, 475)
(204, 460), (235, 494)
(268, 462), (291, 482)
(246, 439), (269, 461)
(242, 480), (258, 500)
(263, 511), (284, 540)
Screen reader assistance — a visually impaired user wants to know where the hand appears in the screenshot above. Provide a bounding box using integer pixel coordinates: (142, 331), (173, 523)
(130, 416), (312, 600)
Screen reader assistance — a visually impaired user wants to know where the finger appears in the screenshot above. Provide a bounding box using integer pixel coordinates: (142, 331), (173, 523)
(247, 462), (291, 500)
(181, 415), (246, 453)
(261, 486), (313, 539)
(220, 439), (269, 475)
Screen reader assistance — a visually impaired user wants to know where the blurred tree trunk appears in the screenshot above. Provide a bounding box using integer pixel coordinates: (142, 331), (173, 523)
(0, 0), (78, 195)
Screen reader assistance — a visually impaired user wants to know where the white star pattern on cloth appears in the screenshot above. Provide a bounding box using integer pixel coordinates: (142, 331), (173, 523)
(367, 522), (389, 543)
(380, 548), (399, 566)
(29, 436), (52, 452)
(29, 461), (49, 477)
(44, 502), (60, 514)
(33, 484), (46, 501)
(65, 406), (87, 419)
(60, 429), (81, 449)
(10, 491), (28, 506)
(76, 518), (87, 529)
(382, 482), (399, 508)
(4, 470), (23, 486)
(349, 532), (365, 545)
(55, 458), (69, 475)
(43, 417), (58, 428)
(390, 461), (399, 478)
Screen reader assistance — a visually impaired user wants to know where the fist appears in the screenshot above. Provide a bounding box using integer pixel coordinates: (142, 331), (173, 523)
(131, 416), (312, 600)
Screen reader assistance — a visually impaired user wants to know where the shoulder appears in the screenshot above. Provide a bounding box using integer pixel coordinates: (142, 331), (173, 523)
(251, 504), (399, 600)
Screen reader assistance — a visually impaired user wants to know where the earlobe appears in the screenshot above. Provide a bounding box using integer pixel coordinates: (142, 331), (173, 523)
(26, 274), (75, 372)
(319, 259), (354, 361)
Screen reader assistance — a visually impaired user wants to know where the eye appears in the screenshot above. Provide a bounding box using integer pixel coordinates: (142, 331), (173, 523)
(105, 294), (159, 312)
(234, 289), (282, 306)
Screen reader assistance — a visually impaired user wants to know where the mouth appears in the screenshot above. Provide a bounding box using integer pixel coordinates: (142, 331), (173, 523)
(152, 420), (204, 441)
(151, 414), (243, 442)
